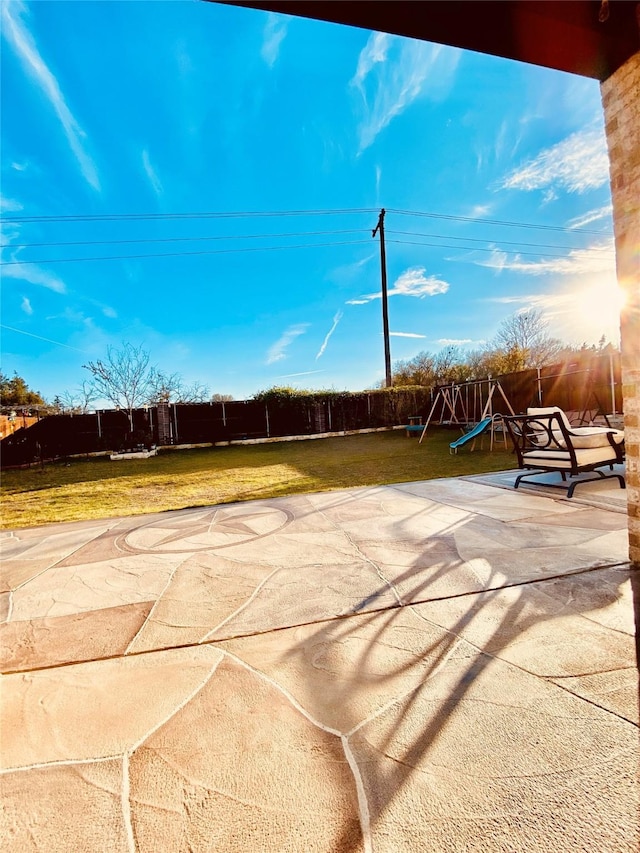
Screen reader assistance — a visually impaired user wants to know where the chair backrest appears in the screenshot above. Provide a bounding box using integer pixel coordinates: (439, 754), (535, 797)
(526, 406), (572, 430)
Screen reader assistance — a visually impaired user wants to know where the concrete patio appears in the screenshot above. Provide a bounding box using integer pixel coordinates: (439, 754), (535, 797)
(1, 467), (638, 851)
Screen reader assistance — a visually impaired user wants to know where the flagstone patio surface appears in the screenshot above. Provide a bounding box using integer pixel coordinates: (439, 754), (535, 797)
(1, 470), (638, 852)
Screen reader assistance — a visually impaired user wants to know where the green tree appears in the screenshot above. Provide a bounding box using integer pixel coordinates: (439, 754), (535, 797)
(0, 371), (45, 407)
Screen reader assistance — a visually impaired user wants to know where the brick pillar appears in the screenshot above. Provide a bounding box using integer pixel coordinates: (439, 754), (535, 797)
(156, 402), (172, 446)
(601, 50), (640, 566)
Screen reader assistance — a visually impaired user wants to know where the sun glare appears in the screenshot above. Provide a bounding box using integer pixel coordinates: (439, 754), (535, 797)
(576, 280), (626, 333)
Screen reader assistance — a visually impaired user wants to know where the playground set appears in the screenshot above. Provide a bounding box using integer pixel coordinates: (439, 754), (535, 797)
(415, 379), (515, 453)
(406, 359), (623, 455)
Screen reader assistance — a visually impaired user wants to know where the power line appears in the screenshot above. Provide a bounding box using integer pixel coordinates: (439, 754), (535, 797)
(386, 207), (611, 236)
(1, 208), (378, 224)
(8, 228), (370, 250)
(0, 239), (373, 266)
(1, 206), (611, 236)
(1, 234), (614, 267)
(7, 227), (607, 254)
(386, 230), (613, 254)
(386, 239), (615, 259)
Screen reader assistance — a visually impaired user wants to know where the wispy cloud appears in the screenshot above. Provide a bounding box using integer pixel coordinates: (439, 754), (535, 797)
(329, 252), (376, 285)
(276, 370), (324, 379)
(479, 241), (615, 277)
(437, 338), (474, 346)
(0, 195), (23, 212)
(142, 149), (163, 196)
(0, 323), (88, 353)
(316, 311), (343, 359)
(484, 293), (567, 310)
(261, 13), (288, 68)
(390, 331), (426, 339)
(468, 203), (492, 219)
(2, 262), (67, 294)
(21, 296), (33, 315)
(350, 33), (460, 153)
(566, 205), (613, 230)
(499, 127), (609, 195)
(11, 161), (28, 172)
(1, 1), (100, 191)
(266, 323), (309, 364)
(347, 266), (450, 305)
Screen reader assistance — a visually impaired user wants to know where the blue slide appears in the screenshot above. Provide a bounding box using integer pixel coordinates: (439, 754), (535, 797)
(449, 417), (493, 453)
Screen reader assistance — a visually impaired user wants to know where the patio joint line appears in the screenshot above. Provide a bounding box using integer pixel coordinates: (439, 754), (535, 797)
(123, 553), (193, 655)
(12, 525), (113, 593)
(220, 651), (373, 852)
(342, 735), (372, 853)
(222, 650), (342, 736)
(317, 505), (402, 606)
(0, 753), (122, 775)
(121, 651), (225, 852)
(410, 606), (639, 729)
(5, 589), (13, 623)
(2, 561), (631, 677)
(199, 566), (283, 643)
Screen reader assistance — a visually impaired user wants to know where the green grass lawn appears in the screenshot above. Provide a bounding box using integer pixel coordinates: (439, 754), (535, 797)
(1, 428), (517, 529)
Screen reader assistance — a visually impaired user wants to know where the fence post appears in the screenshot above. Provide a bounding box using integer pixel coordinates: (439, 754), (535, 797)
(265, 403), (270, 437)
(536, 368), (542, 405)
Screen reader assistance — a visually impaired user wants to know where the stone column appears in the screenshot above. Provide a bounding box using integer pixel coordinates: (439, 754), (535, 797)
(601, 50), (640, 566)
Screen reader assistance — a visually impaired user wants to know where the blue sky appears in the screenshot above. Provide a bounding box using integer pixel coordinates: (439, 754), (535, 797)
(1, 0), (621, 404)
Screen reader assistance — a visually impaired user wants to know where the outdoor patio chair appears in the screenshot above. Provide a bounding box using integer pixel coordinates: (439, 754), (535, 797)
(503, 408), (625, 498)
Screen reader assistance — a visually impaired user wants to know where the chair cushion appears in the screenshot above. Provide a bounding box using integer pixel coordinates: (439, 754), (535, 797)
(523, 445), (619, 468)
(565, 427), (624, 448)
(527, 406), (572, 430)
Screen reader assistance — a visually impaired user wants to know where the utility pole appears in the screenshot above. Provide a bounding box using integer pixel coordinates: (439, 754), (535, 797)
(372, 207), (392, 387)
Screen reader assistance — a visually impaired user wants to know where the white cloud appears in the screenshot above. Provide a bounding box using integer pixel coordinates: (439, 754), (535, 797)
(468, 204), (492, 219)
(142, 149), (163, 196)
(2, 262), (67, 294)
(390, 331), (426, 339)
(0, 195), (23, 212)
(1, 1), (100, 191)
(500, 127), (609, 195)
(21, 296), (33, 315)
(12, 161), (28, 171)
(102, 305), (117, 319)
(350, 34), (460, 153)
(266, 323), (309, 364)
(480, 241), (615, 277)
(261, 13), (288, 68)
(351, 32), (390, 97)
(347, 266), (450, 304)
(316, 311), (343, 359)
(390, 267), (450, 298)
(566, 205), (613, 230)
(437, 338), (474, 346)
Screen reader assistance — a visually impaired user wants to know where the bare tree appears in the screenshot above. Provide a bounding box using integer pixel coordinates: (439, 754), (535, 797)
(175, 381), (210, 403)
(83, 343), (156, 428)
(148, 372), (210, 403)
(147, 370), (184, 404)
(58, 381), (97, 413)
(493, 308), (562, 369)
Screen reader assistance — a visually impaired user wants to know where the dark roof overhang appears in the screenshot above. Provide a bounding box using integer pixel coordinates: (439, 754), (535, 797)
(214, 1), (640, 81)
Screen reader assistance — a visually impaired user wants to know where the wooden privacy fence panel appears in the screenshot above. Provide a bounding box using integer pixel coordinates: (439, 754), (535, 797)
(0, 356), (621, 467)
